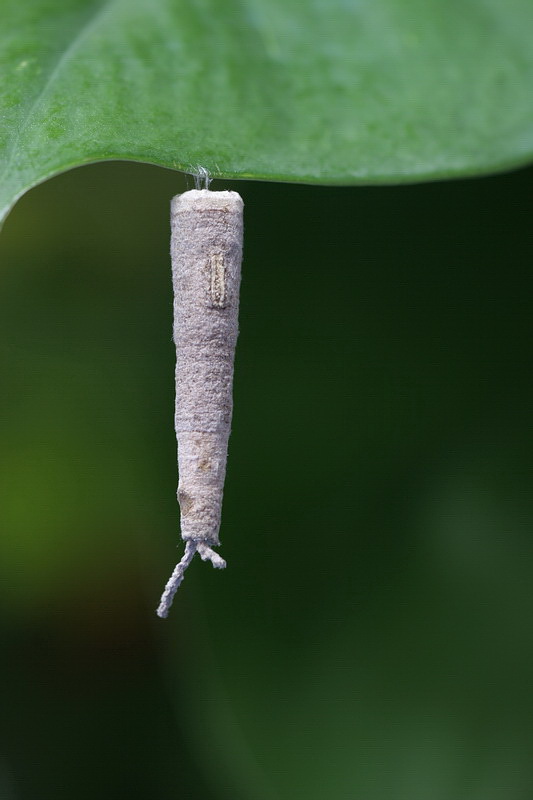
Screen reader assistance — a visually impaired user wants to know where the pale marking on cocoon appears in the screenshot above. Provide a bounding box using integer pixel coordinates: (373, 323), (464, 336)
(210, 253), (226, 307)
(157, 188), (244, 618)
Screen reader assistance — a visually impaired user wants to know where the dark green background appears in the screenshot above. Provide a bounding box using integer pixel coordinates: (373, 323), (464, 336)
(0, 163), (532, 799)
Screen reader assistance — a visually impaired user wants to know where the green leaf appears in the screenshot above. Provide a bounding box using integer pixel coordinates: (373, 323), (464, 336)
(2, 0), (533, 221)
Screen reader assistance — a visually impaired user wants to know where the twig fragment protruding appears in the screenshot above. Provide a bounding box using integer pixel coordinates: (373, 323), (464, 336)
(156, 541), (226, 618)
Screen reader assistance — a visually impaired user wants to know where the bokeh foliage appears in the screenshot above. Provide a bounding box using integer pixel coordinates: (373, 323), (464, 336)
(1, 162), (533, 798)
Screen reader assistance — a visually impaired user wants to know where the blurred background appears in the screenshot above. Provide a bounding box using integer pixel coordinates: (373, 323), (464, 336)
(0, 161), (532, 800)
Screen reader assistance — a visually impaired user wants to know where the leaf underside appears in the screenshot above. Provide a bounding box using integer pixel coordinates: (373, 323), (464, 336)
(1, 0), (533, 221)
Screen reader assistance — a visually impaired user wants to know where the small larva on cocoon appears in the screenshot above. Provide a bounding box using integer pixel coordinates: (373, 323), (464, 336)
(157, 186), (244, 618)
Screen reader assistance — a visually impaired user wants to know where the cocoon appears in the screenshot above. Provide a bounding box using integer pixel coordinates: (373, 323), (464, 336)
(157, 189), (244, 618)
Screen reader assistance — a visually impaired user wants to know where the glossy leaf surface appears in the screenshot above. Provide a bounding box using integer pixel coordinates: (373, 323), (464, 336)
(2, 0), (533, 220)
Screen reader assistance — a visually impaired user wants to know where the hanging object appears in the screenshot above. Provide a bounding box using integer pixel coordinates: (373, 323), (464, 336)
(157, 183), (244, 618)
